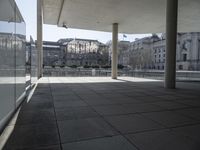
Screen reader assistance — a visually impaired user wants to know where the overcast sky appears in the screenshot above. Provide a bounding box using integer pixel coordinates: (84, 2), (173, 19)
(16, 0), (151, 43)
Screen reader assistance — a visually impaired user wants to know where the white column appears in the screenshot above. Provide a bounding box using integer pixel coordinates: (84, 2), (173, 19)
(112, 23), (118, 79)
(37, 0), (43, 78)
(164, 0), (178, 88)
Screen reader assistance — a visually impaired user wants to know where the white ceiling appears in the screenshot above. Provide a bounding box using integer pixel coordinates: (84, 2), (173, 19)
(43, 0), (200, 34)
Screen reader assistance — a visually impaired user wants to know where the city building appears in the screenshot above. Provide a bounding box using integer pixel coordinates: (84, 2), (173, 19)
(120, 33), (200, 71)
(117, 41), (131, 66)
(43, 41), (64, 66)
(153, 33), (200, 70)
(63, 38), (109, 67)
(41, 39), (109, 67)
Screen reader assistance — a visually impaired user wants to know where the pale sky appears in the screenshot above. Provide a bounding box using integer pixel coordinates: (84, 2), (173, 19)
(15, 0), (151, 44)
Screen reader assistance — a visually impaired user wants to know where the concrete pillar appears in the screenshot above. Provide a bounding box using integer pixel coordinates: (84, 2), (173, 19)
(164, 0), (178, 88)
(37, 0), (43, 78)
(112, 23), (118, 79)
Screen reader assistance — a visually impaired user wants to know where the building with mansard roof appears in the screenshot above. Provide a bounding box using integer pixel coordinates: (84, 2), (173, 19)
(63, 38), (109, 66)
(42, 38), (109, 67)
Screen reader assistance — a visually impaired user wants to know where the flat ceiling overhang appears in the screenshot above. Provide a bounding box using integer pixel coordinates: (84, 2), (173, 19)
(43, 0), (200, 34)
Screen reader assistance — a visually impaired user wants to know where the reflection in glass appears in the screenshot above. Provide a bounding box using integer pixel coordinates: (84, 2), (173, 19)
(0, 0), (26, 128)
(15, 21), (26, 105)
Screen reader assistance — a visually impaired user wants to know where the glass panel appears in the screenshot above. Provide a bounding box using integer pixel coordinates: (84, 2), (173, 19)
(0, 0), (15, 122)
(15, 20), (26, 105)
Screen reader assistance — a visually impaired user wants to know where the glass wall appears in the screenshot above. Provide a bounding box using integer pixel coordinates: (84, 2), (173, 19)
(0, 0), (26, 131)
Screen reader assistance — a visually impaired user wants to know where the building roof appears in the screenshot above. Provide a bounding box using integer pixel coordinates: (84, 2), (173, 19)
(119, 41), (131, 44)
(43, 41), (61, 46)
(72, 38), (99, 42)
(43, 0), (200, 34)
(62, 38), (100, 45)
(57, 38), (74, 44)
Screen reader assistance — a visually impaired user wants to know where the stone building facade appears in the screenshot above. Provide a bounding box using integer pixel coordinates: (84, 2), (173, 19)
(108, 40), (131, 66)
(43, 41), (64, 66)
(119, 33), (200, 71)
(63, 39), (109, 66)
(42, 39), (109, 67)
(153, 33), (200, 70)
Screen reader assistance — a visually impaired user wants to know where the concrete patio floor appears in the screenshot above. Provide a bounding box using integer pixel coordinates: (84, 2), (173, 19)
(1, 77), (200, 150)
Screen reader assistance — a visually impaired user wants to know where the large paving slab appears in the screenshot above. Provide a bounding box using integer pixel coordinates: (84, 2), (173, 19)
(126, 129), (199, 150)
(152, 101), (189, 110)
(62, 136), (138, 150)
(58, 117), (118, 143)
(172, 124), (200, 143)
(174, 108), (200, 121)
(54, 100), (88, 108)
(105, 114), (164, 134)
(141, 111), (198, 128)
(55, 106), (100, 121)
(4, 123), (60, 149)
(9, 109), (56, 125)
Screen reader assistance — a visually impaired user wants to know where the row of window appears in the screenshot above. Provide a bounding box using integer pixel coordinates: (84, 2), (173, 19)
(155, 54), (187, 63)
(154, 48), (165, 53)
(155, 54), (166, 58)
(155, 59), (165, 63)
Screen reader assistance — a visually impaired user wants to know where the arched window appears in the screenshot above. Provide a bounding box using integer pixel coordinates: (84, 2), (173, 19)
(183, 54), (187, 61)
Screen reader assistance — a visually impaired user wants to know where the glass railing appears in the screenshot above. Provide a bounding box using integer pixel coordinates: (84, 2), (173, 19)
(43, 68), (200, 81)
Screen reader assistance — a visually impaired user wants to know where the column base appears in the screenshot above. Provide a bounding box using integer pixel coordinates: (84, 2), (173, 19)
(112, 77), (117, 80)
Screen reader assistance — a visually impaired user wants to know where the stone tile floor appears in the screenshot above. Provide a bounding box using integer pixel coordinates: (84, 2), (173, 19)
(1, 77), (200, 150)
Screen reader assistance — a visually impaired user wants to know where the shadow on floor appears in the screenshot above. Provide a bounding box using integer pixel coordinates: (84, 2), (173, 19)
(2, 77), (200, 150)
